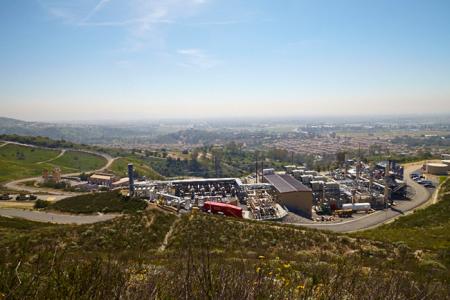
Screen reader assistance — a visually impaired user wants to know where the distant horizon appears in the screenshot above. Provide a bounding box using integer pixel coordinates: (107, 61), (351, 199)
(2, 112), (450, 125)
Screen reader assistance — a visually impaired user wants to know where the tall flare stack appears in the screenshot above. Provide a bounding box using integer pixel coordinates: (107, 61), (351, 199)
(128, 163), (135, 196)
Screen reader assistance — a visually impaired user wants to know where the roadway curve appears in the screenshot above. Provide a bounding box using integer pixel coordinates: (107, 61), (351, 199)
(295, 163), (432, 232)
(0, 208), (119, 224)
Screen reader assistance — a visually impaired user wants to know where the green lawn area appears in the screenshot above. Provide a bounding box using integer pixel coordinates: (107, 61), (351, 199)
(108, 156), (163, 180)
(49, 150), (106, 172)
(47, 190), (148, 214)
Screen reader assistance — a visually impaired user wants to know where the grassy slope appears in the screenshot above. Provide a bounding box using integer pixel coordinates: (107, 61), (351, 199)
(108, 156), (164, 180)
(0, 145), (108, 183)
(0, 202), (449, 299)
(1, 209), (448, 299)
(0, 144), (61, 182)
(354, 178), (450, 267)
(49, 150), (106, 172)
(47, 191), (147, 214)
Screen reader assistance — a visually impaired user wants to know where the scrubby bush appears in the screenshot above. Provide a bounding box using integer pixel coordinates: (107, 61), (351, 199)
(33, 199), (50, 209)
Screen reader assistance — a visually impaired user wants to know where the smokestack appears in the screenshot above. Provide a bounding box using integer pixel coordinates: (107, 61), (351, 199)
(128, 163), (135, 196)
(384, 161), (390, 207)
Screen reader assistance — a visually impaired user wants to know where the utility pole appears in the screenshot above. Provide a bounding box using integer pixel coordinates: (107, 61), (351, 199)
(261, 158), (264, 181)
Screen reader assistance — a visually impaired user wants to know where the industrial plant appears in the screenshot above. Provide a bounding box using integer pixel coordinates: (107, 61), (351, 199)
(123, 155), (420, 224)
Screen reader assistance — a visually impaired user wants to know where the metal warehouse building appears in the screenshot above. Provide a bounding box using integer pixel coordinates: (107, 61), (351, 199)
(264, 173), (313, 218)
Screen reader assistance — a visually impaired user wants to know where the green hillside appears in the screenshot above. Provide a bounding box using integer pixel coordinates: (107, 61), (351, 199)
(0, 144), (61, 182)
(1, 206), (448, 299)
(109, 156), (164, 180)
(0, 144), (107, 182)
(49, 150), (106, 172)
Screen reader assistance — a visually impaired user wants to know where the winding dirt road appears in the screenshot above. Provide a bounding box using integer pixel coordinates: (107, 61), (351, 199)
(0, 141), (119, 224)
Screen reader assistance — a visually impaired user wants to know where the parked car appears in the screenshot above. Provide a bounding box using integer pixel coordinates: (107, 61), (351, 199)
(15, 194), (38, 201)
(424, 183), (434, 188)
(0, 194), (12, 200)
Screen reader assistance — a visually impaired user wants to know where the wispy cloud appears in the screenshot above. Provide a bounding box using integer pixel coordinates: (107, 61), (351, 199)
(40, 0), (208, 29)
(177, 48), (221, 69)
(81, 0), (112, 23)
(39, 0), (210, 51)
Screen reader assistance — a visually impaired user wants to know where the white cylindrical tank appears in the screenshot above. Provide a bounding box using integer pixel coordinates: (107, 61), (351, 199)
(342, 203), (371, 212)
(426, 163), (448, 175)
(305, 170), (318, 176)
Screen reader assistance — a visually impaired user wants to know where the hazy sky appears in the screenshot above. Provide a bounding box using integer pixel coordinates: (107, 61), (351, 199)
(1, 0), (450, 121)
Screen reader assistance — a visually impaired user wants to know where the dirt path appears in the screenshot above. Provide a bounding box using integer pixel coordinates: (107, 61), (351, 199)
(158, 218), (180, 252)
(37, 149), (66, 164)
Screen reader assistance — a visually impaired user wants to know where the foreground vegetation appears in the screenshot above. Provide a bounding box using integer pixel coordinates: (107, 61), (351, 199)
(46, 191), (147, 214)
(1, 203), (449, 299)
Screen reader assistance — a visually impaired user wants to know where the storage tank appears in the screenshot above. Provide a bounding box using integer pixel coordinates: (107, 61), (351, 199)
(301, 175), (313, 184)
(342, 202), (371, 212)
(442, 160), (450, 169)
(310, 181), (324, 191)
(304, 170), (318, 176)
(325, 182), (340, 191)
(313, 176), (327, 182)
(292, 170), (304, 179)
(426, 163), (448, 175)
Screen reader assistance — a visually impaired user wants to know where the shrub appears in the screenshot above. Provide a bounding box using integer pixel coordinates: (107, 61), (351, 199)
(34, 199), (50, 209)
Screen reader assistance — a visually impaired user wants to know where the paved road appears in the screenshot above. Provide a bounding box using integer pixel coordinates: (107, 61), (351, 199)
(0, 208), (119, 224)
(295, 164), (432, 232)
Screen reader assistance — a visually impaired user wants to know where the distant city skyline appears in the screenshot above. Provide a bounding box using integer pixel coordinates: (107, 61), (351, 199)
(1, 0), (450, 121)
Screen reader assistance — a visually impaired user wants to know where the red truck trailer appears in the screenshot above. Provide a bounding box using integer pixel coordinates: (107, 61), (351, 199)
(203, 201), (243, 218)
